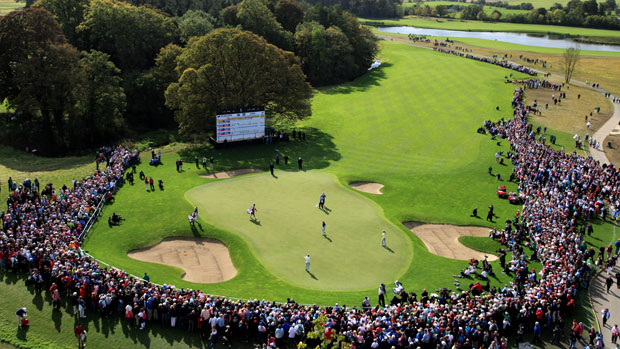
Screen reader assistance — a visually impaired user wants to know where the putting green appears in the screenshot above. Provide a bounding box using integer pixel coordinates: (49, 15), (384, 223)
(185, 171), (413, 291)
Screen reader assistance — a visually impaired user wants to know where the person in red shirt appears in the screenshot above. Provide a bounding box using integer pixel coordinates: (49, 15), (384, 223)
(74, 324), (86, 348)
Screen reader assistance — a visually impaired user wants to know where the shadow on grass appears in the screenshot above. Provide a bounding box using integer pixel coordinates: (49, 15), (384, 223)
(318, 62), (391, 95)
(178, 127), (341, 172)
(0, 145), (93, 173)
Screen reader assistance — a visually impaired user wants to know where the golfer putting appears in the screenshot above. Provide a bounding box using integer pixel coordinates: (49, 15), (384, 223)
(248, 204), (257, 221)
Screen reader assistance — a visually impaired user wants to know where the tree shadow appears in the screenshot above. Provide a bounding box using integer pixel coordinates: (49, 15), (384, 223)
(318, 62), (391, 95)
(178, 127), (340, 171)
(0, 145), (94, 174)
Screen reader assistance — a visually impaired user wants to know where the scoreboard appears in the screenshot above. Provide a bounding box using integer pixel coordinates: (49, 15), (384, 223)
(215, 107), (265, 143)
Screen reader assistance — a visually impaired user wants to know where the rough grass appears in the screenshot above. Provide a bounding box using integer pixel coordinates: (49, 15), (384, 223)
(523, 82), (614, 136)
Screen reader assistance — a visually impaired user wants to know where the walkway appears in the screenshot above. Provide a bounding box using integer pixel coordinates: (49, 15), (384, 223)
(590, 263), (619, 344)
(589, 94), (620, 165)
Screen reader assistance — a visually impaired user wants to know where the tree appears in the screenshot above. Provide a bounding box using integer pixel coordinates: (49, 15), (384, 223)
(220, 5), (239, 26)
(237, 0), (293, 50)
(0, 9), (85, 153)
(75, 50), (126, 146)
(274, 0), (304, 32)
(0, 8), (66, 101)
(606, 0), (617, 10)
(491, 9), (502, 20)
(434, 4), (448, 16)
(77, 0), (179, 71)
(135, 44), (184, 128)
(461, 4), (483, 19)
(177, 10), (216, 43)
(34, 0), (89, 45)
(562, 46), (580, 84)
(165, 28), (312, 135)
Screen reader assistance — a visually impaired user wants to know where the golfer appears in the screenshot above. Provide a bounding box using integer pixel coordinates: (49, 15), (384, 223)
(250, 204), (257, 220)
(318, 192), (326, 209)
(321, 221), (326, 237)
(381, 230), (387, 248)
(305, 254), (311, 272)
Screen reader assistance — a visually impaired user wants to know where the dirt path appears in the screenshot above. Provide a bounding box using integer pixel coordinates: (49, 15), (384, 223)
(128, 237), (237, 284)
(200, 168), (263, 179)
(350, 182), (384, 194)
(404, 222), (498, 261)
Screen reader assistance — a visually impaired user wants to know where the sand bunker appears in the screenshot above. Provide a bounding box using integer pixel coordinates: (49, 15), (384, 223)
(404, 222), (498, 261)
(128, 237), (237, 284)
(201, 169), (263, 179)
(350, 182), (384, 194)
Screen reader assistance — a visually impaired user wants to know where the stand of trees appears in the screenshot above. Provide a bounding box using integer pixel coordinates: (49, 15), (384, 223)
(409, 0), (619, 30)
(304, 0), (404, 18)
(0, 0), (377, 154)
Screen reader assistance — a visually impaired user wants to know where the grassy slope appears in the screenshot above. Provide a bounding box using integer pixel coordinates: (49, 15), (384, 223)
(363, 15), (620, 37)
(1, 41), (617, 348)
(0, 0), (24, 15)
(0, 146), (96, 189)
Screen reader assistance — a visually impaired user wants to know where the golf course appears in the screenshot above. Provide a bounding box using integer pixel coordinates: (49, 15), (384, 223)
(1, 28), (619, 349)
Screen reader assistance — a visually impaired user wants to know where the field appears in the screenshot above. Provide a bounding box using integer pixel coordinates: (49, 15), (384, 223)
(0, 40), (616, 348)
(403, 1), (531, 16)
(363, 15), (620, 37)
(0, 0), (23, 15)
(375, 29), (620, 98)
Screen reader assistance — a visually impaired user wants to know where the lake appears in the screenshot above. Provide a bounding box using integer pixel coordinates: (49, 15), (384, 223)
(378, 26), (620, 52)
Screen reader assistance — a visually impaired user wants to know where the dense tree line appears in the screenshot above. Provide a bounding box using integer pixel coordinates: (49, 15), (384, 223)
(0, 0), (376, 154)
(304, 0), (404, 18)
(409, 0), (619, 29)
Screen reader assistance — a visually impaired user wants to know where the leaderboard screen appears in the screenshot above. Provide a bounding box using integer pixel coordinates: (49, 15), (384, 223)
(215, 107), (265, 143)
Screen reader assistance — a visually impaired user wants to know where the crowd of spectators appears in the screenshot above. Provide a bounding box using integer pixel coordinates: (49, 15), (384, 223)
(0, 85), (619, 348)
(433, 47), (538, 76)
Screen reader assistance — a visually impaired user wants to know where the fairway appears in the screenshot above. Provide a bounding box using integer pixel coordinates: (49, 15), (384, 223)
(186, 171), (412, 290)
